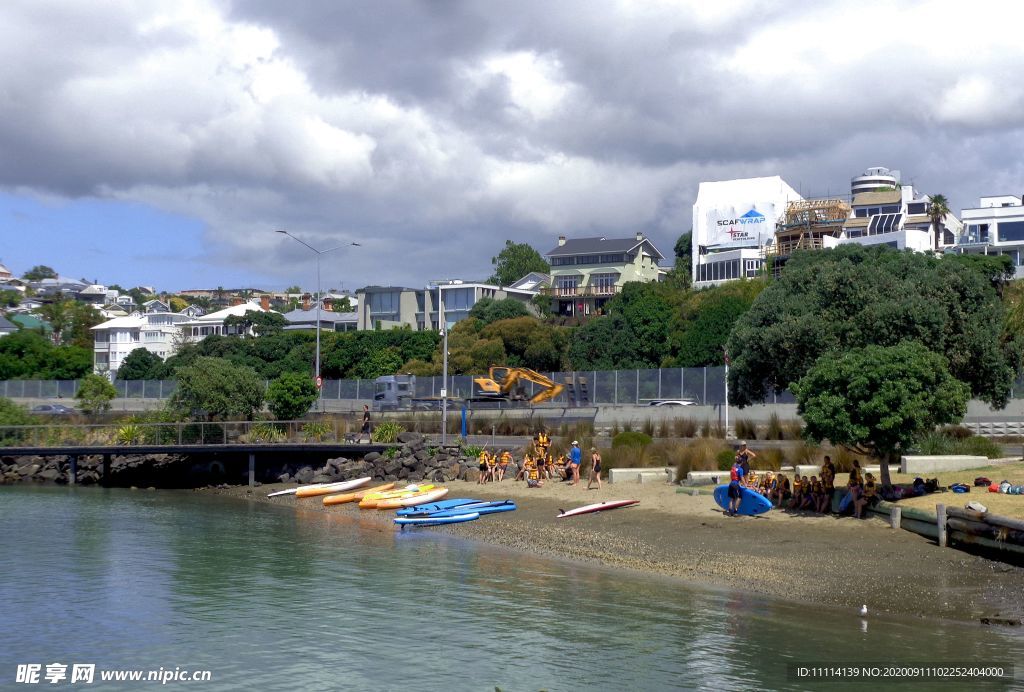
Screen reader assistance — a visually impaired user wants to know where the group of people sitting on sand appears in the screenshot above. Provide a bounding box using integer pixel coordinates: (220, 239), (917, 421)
(730, 446), (882, 519)
(476, 433), (601, 490)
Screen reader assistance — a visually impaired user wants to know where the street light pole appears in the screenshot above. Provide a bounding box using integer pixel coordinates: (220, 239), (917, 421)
(431, 279), (463, 446)
(276, 230), (359, 411)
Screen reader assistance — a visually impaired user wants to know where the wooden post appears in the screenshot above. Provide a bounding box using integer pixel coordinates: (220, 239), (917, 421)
(68, 455), (77, 485)
(102, 454), (111, 487)
(248, 453), (256, 487)
(936, 503), (947, 548)
(890, 505), (902, 530)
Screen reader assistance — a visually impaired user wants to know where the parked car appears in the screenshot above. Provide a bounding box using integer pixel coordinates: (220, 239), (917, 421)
(31, 404), (78, 415)
(647, 399), (698, 407)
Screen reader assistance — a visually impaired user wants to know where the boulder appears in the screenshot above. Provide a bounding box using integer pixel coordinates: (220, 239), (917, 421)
(293, 467), (315, 484)
(413, 449), (428, 462)
(397, 467), (410, 479)
(413, 463), (426, 475)
(384, 474), (398, 482)
(311, 474), (333, 484)
(364, 452), (382, 463)
(401, 456), (418, 469)
(21, 464), (41, 477)
(277, 472), (292, 483)
(397, 431), (423, 444)
(39, 468), (61, 481)
(464, 467), (480, 483)
(383, 458), (403, 475)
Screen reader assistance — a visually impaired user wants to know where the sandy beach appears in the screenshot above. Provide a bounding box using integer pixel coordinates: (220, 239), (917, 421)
(209, 477), (1024, 625)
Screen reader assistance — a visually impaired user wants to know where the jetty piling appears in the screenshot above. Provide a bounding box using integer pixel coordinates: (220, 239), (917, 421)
(936, 503), (947, 548)
(68, 454), (77, 485)
(249, 453), (256, 487)
(890, 505), (901, 530)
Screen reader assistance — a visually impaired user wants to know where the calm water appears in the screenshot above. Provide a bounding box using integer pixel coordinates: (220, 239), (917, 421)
(1, 486), (1022, 691)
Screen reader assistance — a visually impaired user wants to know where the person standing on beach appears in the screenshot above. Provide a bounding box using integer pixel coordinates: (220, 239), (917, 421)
(735, 441), (757, 476)
(727, 456), (745, 516)
(360, 404), (371, 441)
(587, 447), (602, 490)
(569, 440), (582, 485)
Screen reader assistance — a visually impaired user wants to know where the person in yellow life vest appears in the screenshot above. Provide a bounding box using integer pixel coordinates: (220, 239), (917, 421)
(484, 451), (497, 483)
(863, 472), (879, 508)
(497, 450), (513, 482)
(788, 475), (803, 510)
(477, 451), (491, 485)
(536, 430), (550, 452)
(849, 459), (863, 487)
(820, 455), (836, 493)
(525, 456), (543, 488)
(556, 454), (570, 481)
(514, 453), (530, 481)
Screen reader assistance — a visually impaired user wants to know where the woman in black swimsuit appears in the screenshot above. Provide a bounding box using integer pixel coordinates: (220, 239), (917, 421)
(587, 447), (602, 490)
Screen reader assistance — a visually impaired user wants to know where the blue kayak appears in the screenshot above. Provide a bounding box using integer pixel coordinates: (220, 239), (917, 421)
(423, 501), (517, 518)
(396, 498), (485, 516)
(394, 512), (480, 528)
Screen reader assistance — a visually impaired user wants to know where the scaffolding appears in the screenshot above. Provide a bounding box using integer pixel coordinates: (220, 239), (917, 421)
(763, 198), (851, 274)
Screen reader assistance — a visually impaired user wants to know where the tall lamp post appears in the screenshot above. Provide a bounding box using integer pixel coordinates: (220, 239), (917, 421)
(431, 279), (463, 445)
(276, 230), (359, 410)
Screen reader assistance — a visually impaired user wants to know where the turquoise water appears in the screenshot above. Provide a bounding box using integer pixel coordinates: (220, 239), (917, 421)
(1, 486), (1021, 691)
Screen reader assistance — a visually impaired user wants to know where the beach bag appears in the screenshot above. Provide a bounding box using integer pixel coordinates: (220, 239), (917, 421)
(989, 482), (1000, 493)
(966, 501), (988, 513)
(950, 483), (970, 493)
(975, 477), (991, 487)
(925, 478), (938, 493)
(1000, 481), (1011, 494)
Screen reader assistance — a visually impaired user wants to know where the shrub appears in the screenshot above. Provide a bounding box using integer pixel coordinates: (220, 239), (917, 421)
(657, 419), (671, 439)
(641, 418), (656, 437)
(675, 438), (726, 481)
(734, 419), (758, 441)
(76, 374), (117, 415)
(610, 419), (621, 436)
(371, 421), (406, 444)
(915, 432), (954, 456)
(673, 418), (698, 438)
(941, 425), (974, 440)
(0, 397), (32, 445)
(832, 446), (856, 473)
(115, 423), (143, 445)
(716, 448), (736, 471)
(759, 448), (784, 471)
(765, 413), (784, 440)
(463, 445), (484, 458)
(791, 441), (821, 466)
(783, 419), (804, 440)
(700, 421), (726, 438)
(249, 422), (286, 443)
(612, 431), (653, 448)
(302, 421), (333, 442)
(956, 436), (1003, 459)
(383, 447), (399, 459)
(603, 444), (647, 470)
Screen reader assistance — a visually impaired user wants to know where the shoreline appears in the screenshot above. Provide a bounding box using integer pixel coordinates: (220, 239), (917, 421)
(205, 478), (1024, 626)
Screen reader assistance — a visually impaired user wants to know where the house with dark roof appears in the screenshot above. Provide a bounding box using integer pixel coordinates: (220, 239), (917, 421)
(0, 314), (16, 338)
(542, 232), (665, 316)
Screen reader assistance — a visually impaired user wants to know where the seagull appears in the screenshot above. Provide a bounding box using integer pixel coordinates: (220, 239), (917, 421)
(859, 604), (868, 616)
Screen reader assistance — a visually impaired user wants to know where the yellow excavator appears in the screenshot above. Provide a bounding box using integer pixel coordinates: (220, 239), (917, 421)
(472, 366), (565, 405)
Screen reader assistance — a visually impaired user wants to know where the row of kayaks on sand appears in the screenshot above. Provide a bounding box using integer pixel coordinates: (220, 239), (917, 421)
(267, 476), (640, 527)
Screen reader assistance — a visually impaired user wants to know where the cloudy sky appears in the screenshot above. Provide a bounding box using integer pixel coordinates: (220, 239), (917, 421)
(2, 0), (1023, 292)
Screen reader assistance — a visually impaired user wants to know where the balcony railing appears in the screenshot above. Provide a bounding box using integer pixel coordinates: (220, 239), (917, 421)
(956, 235), (991, 246)
(539, 285), (621, 298)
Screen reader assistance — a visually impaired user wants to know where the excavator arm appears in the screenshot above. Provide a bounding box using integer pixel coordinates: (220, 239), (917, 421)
(490, 366), (565, 405)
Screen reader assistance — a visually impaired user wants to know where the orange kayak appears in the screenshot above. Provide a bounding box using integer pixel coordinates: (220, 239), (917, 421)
(358, 484), (435, 509)
(294, 477), (371, 499)
(323, 482), (395, 507)
(375, 488), (449, 510)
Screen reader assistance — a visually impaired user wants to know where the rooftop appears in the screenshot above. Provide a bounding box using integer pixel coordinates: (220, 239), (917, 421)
(546, 235), (664, 260)
(851, 190), (902, 206)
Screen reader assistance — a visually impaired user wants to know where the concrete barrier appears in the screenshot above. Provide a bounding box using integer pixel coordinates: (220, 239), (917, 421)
(795, 464), (881, 477)
(685, 471), (726, 486)
(900, 455), (989, 474)
(607, 467), (673, 484)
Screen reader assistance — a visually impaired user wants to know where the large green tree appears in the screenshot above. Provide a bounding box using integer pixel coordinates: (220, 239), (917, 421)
(670, 279), (766, 367)
(489, 240), (550, 286)
(0, 331), (91, 380)
(468, 297), (531, 325)
(223, 310), (287, 337)
(792, 342), (970, 486)
(22, 265), (57, 281)
(572, 282), (674, 368)
(169, 357), (265, 420)
(266, 372), (319, 420)
(664, 230), (693, 289)
(117, 348), (167, 380)
(727, 245), (1016, 408)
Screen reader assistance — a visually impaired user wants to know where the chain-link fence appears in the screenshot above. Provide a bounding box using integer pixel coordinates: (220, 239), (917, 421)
(6, 371), (1024, 405)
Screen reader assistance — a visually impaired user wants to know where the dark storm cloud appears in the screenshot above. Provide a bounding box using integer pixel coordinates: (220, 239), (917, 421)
(1, 0), (1023, 289)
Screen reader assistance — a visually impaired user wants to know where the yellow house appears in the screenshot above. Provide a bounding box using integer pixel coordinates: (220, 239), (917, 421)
(543, 232), (665, 316)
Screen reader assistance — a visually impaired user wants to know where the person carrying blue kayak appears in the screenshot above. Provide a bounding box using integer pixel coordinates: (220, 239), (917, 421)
(727, 456), (746, 516)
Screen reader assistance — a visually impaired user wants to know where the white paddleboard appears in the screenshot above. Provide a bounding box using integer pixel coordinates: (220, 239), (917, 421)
(267, 476), (372, 498)
(556, 499), (639, 518)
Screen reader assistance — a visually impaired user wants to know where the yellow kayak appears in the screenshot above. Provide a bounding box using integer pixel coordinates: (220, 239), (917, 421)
(358, 484), (435, 509)
(375, 488), (449, 510)
(323, 482), (395, 507)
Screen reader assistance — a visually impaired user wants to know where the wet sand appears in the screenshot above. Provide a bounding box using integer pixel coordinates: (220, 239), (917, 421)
(209, 478), (1024, 625)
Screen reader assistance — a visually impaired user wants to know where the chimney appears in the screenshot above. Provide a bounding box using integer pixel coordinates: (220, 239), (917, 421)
(260, 294), (270, 311)
(636, 231), (644, 242)
(323, 298), (333, 312)
(558, 235), (566, 246)
(230, 296), (243, 306)
(302, 294), (311, 311)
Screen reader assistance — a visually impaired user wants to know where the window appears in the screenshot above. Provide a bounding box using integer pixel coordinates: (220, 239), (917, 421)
(907, 203), (926, 214)
(555, 276), (579, 296)
(368, 291), (399, 314)
(599, 253), (625, 263)
(551, 257), (575, 266)
(855, 209), (868, 218)
(867, 213), (903, 235)
(591, 273), (618, 294)
(881, 205), (901, 214)
(997, 221), (1024, 243)
(94, 332), (108, 343)
(577, 254), (601, 264)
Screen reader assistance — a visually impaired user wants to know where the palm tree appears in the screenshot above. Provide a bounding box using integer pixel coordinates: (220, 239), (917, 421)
(928, 193), (951, 252)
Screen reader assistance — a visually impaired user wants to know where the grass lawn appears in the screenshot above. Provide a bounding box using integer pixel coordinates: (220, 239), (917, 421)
(886, 460), (1024, 519)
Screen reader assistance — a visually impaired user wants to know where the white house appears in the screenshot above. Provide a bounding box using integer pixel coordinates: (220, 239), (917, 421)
(91, 311), (191, 378)
(178, 301), (274, 342)
(953, 195), (1024, 278)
